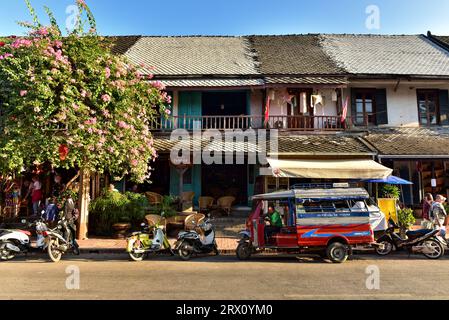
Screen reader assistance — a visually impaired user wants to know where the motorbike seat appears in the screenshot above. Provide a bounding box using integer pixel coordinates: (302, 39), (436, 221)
(18, 230), (31, 236)
(406, 229), (435, 238)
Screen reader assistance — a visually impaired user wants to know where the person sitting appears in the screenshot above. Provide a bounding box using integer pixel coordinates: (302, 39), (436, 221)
(264, 206), (283, 242)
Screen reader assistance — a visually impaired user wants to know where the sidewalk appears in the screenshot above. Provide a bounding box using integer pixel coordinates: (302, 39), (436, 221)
(78, 237), (238, 254)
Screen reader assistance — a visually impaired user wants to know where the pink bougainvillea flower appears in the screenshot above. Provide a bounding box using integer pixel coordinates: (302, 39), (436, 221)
(130, 159), (138, 167)
(101, 94), (111, 103)
(80, 90), (87, 98)
(105, 67), (111, 79)
(165, 109), (171, 115)
(19, 90), (28, 97)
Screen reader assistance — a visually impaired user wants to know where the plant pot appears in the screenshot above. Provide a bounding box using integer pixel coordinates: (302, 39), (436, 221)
(112, 223), (131, 239)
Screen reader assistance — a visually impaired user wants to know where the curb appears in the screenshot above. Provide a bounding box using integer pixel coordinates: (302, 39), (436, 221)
(79, 248), (237, 255)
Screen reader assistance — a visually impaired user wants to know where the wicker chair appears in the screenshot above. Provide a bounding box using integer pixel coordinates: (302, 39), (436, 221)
(181, 191), (195, 212)
(217, 196), (236, 216)
(184, 213), (206, 231)
(145, 192), (163, 206)
(145, 214), (166, 228)
(198, 196), (214, 213)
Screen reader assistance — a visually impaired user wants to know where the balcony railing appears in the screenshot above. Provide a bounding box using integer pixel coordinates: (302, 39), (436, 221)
(150, 115), (350, 131)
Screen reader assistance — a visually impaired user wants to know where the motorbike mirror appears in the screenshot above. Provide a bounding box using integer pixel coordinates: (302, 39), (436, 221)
(141, 222), (146, 227)
(21, 219), (26, 224)
(161, 212), (166, 217)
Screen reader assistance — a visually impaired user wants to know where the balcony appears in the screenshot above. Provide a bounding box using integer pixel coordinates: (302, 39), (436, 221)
(150, 115), (350, 131)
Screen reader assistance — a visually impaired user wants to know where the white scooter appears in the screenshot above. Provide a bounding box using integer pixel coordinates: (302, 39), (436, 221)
(174, 217), (219, 260)
(0, 216), (48, 261)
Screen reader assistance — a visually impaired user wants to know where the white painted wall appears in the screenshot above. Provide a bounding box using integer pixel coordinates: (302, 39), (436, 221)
(347, 81), (449, 127)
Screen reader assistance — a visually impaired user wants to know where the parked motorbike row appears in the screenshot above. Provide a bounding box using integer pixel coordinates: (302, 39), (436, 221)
(0, 212), (218, 263)
(126, 213), (219, 262)
(1, 213), (447, 262)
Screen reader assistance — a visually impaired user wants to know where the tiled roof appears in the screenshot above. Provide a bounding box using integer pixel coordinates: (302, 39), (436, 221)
(265, 76), (347, 85)
(153, 133), (373, 156)
(161, 78), (265, 88)
(109, 36), (142, 55)
(434, 35), (449, 48)
(249, 35), (345, 75)
(123, 36), (260, 76)
(364, 127), (449, 156)
(320, 34), (449, 77)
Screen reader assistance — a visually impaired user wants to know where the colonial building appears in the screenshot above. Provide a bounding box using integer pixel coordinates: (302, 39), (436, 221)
(110, 33), (449, 208)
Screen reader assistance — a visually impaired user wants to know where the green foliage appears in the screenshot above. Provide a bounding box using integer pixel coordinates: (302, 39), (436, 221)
(398, 208), (416, 229)
(89, 190), (149, 235)
(380, 184), (401, 199)
(0, 1), (171, 183)
(159, 195), (178, 218)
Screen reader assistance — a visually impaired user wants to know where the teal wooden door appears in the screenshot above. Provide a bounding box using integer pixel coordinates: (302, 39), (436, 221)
(178, 92), (202, 129)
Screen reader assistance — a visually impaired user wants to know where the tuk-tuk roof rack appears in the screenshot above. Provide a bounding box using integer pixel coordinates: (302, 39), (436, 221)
(291, 183), (358, 190)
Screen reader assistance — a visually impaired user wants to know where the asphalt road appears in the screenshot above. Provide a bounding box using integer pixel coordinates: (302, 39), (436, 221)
(1, 253), (449, 300)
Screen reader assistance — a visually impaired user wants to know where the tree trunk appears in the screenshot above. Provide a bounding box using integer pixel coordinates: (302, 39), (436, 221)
(77, 168), (90, 240)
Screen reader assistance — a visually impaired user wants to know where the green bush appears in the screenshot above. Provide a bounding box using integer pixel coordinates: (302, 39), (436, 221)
(398, 208), (416, 229)
(89, 190), (149, 236)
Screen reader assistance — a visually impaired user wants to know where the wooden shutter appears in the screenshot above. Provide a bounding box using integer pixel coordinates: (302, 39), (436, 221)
(439, 90), (449, 125)
(375, 89), (388, 125)
(350, 89), (357, 125)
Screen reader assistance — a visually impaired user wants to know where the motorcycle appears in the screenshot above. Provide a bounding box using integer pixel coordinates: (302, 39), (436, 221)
(174, 217), (219, 261)
(375, 219), (445, 259)
(43, 216), (80, 262)
(126, 214), (173, 261)
(0, 216), (48, 261)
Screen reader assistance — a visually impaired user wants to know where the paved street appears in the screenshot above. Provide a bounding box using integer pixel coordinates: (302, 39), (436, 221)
(1, 253), (449, 300)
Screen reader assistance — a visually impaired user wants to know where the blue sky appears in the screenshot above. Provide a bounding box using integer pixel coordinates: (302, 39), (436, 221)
(1, 0), (449, 36)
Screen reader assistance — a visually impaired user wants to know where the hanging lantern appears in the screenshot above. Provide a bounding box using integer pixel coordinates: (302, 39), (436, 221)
(59, 144), (69, 161)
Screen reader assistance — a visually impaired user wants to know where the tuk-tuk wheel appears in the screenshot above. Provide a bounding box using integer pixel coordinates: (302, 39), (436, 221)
(326, 242), (349, 263)
(236, 242), (252, 260)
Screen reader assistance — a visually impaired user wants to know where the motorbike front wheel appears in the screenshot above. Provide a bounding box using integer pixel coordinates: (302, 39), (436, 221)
(375, 240), (395, 256)
(236, 242), (252, 260)
(422, 239), (444, 259)
(47, 238), (63, 263)
(0, 241), (16, 261)
(128, 241), (147, 261)
(178, 242), (193, 261)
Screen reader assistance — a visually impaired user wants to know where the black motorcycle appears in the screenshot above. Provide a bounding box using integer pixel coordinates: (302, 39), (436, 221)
(43, 216), (80, 262)
(375, 219), (445, 259)
(174, 218), (219, 261)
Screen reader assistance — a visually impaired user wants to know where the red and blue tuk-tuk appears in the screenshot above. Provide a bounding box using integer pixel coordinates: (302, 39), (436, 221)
(236, 183), (380, 263)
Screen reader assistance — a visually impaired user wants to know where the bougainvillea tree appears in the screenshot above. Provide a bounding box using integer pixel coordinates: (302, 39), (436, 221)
(0, 1), (170, 237)
(0, 0), (170, 184)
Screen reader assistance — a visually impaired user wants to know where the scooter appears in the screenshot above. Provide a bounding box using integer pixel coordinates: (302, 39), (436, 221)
(375, 219), (445, 259)
(0, 216), (48, 261)
(43, 216), (80, 262)
(126, 214), (174, 261)
(174, 217), (219, 261)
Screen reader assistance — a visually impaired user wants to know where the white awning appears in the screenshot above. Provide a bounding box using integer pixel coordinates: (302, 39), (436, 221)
(266, 158), (392, 180)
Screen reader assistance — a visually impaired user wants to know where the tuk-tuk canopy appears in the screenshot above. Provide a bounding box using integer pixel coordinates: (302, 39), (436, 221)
(251, 187), (370, 202)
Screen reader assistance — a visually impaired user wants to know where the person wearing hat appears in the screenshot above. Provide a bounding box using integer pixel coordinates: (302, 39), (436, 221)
(431, 195), (448, 239)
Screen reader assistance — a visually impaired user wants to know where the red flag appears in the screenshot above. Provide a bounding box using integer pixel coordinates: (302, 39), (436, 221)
(264, 95), (271, 125)
(341, 96), (349, 123)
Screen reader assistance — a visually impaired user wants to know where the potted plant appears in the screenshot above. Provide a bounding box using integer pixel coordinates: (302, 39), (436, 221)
(380, 184), (400, 199)
(397, 207), (416, 238)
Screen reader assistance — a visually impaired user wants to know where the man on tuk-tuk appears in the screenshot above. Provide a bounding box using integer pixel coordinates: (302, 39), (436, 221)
(264, 206), (283, 241)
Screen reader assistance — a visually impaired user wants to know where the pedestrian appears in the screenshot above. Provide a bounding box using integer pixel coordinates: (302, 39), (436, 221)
(26, 175), (43, 216)
(430, 194), (448, 239)
(421, 193), (434, 229)
(51, 174), (65, 198)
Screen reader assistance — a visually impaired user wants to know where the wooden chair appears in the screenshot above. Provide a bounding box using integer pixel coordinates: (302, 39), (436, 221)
(145, 214), (166, 228)
(181, 191), (195, 212)
(184, 213), (206, 231)
(198, 196), (214, 213)
(217, 196), (236, 216)
(145, 192), (163, 206)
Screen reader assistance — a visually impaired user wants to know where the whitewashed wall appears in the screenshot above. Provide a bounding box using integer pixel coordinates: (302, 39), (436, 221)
(347, 81), (449, 127)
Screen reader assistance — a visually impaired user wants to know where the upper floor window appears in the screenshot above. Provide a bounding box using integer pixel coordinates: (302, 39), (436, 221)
(350, 88), (388, 126)
(417, 90), (440, 126)
(354, 90), (376, 126)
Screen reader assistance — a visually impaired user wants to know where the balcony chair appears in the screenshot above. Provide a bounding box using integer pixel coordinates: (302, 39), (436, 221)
(184, 213), (206, 231)
(181, 191), (195, 212)
(145, 192), (163, 206)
